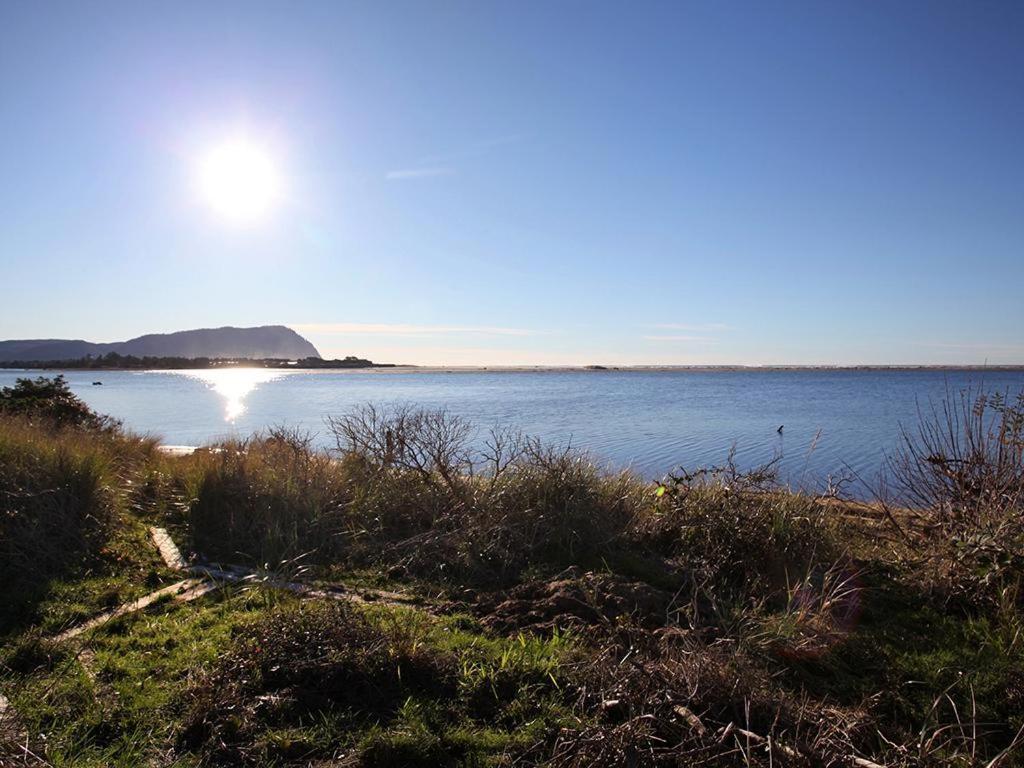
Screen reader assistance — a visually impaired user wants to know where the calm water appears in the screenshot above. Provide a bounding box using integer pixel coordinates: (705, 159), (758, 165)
(4, 368), (1023, 493)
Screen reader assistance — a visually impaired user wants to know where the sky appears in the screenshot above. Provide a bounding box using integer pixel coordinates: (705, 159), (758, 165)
(1, 1), (1022, 366)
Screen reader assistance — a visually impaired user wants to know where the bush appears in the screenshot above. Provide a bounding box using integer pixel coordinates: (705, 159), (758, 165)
(186, 405), (838, 595)
(443, 441), (643, 583)
(0, 375), (118, 431)
(328, 404), (474, 499)
(892, 388), (1024, 515)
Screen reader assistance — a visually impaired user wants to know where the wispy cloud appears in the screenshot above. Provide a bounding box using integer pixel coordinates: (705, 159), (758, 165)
(386, 134), (526, 181)
(385, 166), (456, 180)
(293, 322), (541, 338)
(642, 335), (718, 343)
(649, 323), (731, 332)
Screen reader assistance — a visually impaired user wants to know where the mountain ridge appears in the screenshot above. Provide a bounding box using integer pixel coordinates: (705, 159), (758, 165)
(0, 325), (321, 362)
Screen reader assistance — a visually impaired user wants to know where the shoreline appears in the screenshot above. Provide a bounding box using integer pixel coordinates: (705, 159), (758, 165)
(4, 363), (1024, 374)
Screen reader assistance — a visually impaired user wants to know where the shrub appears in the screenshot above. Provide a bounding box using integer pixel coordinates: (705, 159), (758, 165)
(188, 405), (837, 596)
(455, 440), (643, 582)
(0, 375), (118, 431)
(891, 388), (1024, 515)
(328, 404), (473, 499)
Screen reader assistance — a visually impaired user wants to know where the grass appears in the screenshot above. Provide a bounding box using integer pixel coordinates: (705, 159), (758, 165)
(1, 385), (1023, 766)
(3, 590), (577, 767)
(3, 590), (268, 766)
(0, 415), (171, 637)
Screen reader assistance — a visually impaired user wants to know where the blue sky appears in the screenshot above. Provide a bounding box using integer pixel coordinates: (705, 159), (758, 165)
(1, 1), (1022, 365)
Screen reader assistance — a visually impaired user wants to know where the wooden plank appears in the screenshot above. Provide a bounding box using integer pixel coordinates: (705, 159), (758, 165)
(149, 527), (187, 571)
(53, 578), (205, 643)
(189, 564), (427, 611)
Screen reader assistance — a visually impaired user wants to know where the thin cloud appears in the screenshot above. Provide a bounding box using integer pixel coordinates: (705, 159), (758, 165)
(642, 335), (718, 343)
(385, 166), (456, 180)
(387, 134), (526, 180)
(293, 322), (540, 338)
(649, 323), (731, 332)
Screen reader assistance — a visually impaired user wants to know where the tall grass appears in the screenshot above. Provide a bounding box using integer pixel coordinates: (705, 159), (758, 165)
(186, 428), (349, 566)
(0, 416), (155, 625)
(892, 388), (1024, 515)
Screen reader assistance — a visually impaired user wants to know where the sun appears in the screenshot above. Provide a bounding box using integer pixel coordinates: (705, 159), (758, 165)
(196, 138), (282, 224)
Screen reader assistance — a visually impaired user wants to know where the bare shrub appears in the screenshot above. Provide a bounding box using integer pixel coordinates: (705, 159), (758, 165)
(186, 404), (844, 597)
(367, 439), (645, 585)
(324, 405), (644, 584)
(327, 404), (473, 498)
(890, 389), (1024, 600)
(891, 389), (1024, 516)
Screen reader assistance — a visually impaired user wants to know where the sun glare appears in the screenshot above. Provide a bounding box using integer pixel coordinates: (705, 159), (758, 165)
(196, 138), (282, 224)
(187, 368), (287, 421)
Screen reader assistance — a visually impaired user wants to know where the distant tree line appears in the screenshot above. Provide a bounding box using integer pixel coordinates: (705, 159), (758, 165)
(0, 353), (394, 370)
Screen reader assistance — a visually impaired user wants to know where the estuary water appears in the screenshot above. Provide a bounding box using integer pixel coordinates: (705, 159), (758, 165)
(4, 368), (1023, 493)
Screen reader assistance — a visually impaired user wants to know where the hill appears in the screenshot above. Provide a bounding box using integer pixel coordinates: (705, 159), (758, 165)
(0, 325), (320, 362)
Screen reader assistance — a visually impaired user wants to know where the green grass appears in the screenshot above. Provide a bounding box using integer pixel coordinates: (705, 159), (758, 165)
(3, 590), (261, 766)
(3, 586), (577, 767)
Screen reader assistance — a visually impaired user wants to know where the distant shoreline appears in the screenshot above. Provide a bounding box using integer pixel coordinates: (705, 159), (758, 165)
(4, 364), (1024, 374)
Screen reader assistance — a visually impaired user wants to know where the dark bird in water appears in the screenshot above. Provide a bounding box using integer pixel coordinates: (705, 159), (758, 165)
(92, 381), (103, 386)
(777, 425), (784, 434)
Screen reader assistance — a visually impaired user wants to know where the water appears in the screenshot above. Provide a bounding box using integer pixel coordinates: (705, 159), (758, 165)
(4, 368), (1023, 493)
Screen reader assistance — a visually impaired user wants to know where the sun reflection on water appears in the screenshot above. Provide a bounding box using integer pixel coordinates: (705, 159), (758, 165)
(187, 368), (287, 421)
